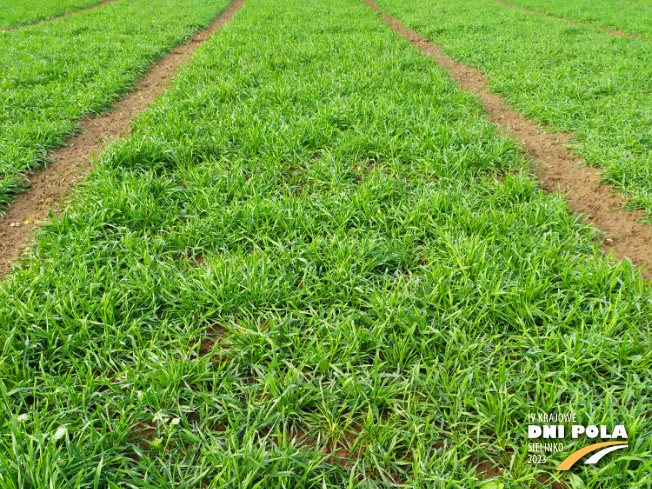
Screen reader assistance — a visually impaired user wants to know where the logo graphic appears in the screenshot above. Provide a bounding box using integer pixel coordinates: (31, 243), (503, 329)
(525, 412), (629, 472)
(556, 441), (628, 470)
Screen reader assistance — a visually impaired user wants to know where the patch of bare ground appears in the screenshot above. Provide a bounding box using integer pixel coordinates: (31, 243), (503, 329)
(132, 421), (158, 451)
(475, 459), (502, 480)
(178, 252), (206, 267)
(301, 425), (410, 483)
(539, 475), (566, 489)
(198, 324), (230, 360)
(473, 458), (566, 488)
(1, 0), (121, 32)
(263, 427), (378, 477)
(493, 0), (636, 39)
(363, 0), (652, 280)
(0, 0), (248, 277)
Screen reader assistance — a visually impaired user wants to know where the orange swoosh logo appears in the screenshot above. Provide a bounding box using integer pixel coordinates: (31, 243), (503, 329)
(556, 441), (628, 470)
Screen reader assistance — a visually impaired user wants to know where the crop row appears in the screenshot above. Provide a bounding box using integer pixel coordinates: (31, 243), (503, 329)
(375, 0), (652, 219)
(500, 0), (652, 40)
(0, 0), (104, 28)
(0, 0), (230, 210)
(1, 0), (649, 486)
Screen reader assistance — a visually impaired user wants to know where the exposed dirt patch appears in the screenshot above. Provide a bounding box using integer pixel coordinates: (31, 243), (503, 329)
(363, 0), (652, 279)
(539, 474), (566, 489)
(132, 421), (158, 450)
(0, 0), (247, 277)
(495, 0), (636, 39)
(264, 426), (364, 470)
(323, 429), (361, 468)
(472, 459), (566, 488)
(1, 0), (120, 32)
(474, 460), (502, 480)
(198, 324), (229, 358)
(178, 252), (206, 267)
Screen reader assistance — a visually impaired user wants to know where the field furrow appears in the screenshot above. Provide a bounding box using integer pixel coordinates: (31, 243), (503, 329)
(0, 0), (247, 275)
(373, 0), (652, 221)
(0, 0), (232, 211)
(0, 0), (649, 487)
(0, 0), (113, 29)
(363, 0), (652, 277)
(494, 0), (652, 40)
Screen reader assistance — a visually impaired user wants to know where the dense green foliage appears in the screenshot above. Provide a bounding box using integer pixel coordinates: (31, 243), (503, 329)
(375, 0), (652, 219)
(0, 0), (230, 211)
(503, 0), (652, 40)
(0, 0), (102, 28)
(1, 0), (649, 487)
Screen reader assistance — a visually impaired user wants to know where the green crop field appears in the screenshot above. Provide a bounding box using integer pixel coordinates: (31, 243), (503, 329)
(0, 0), (231, 210)
(500, 0), (652, 40)
(0, 0), (650, 487)
(374, 0), (652, 219)
(0, 0), (104, 28)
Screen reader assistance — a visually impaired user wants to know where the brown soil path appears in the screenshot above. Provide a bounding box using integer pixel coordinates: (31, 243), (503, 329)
(1, 0), (120, 32)
(363, 0), (652, 279)
(0, 0), (247, 276)
(493, 0), (638, 39)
